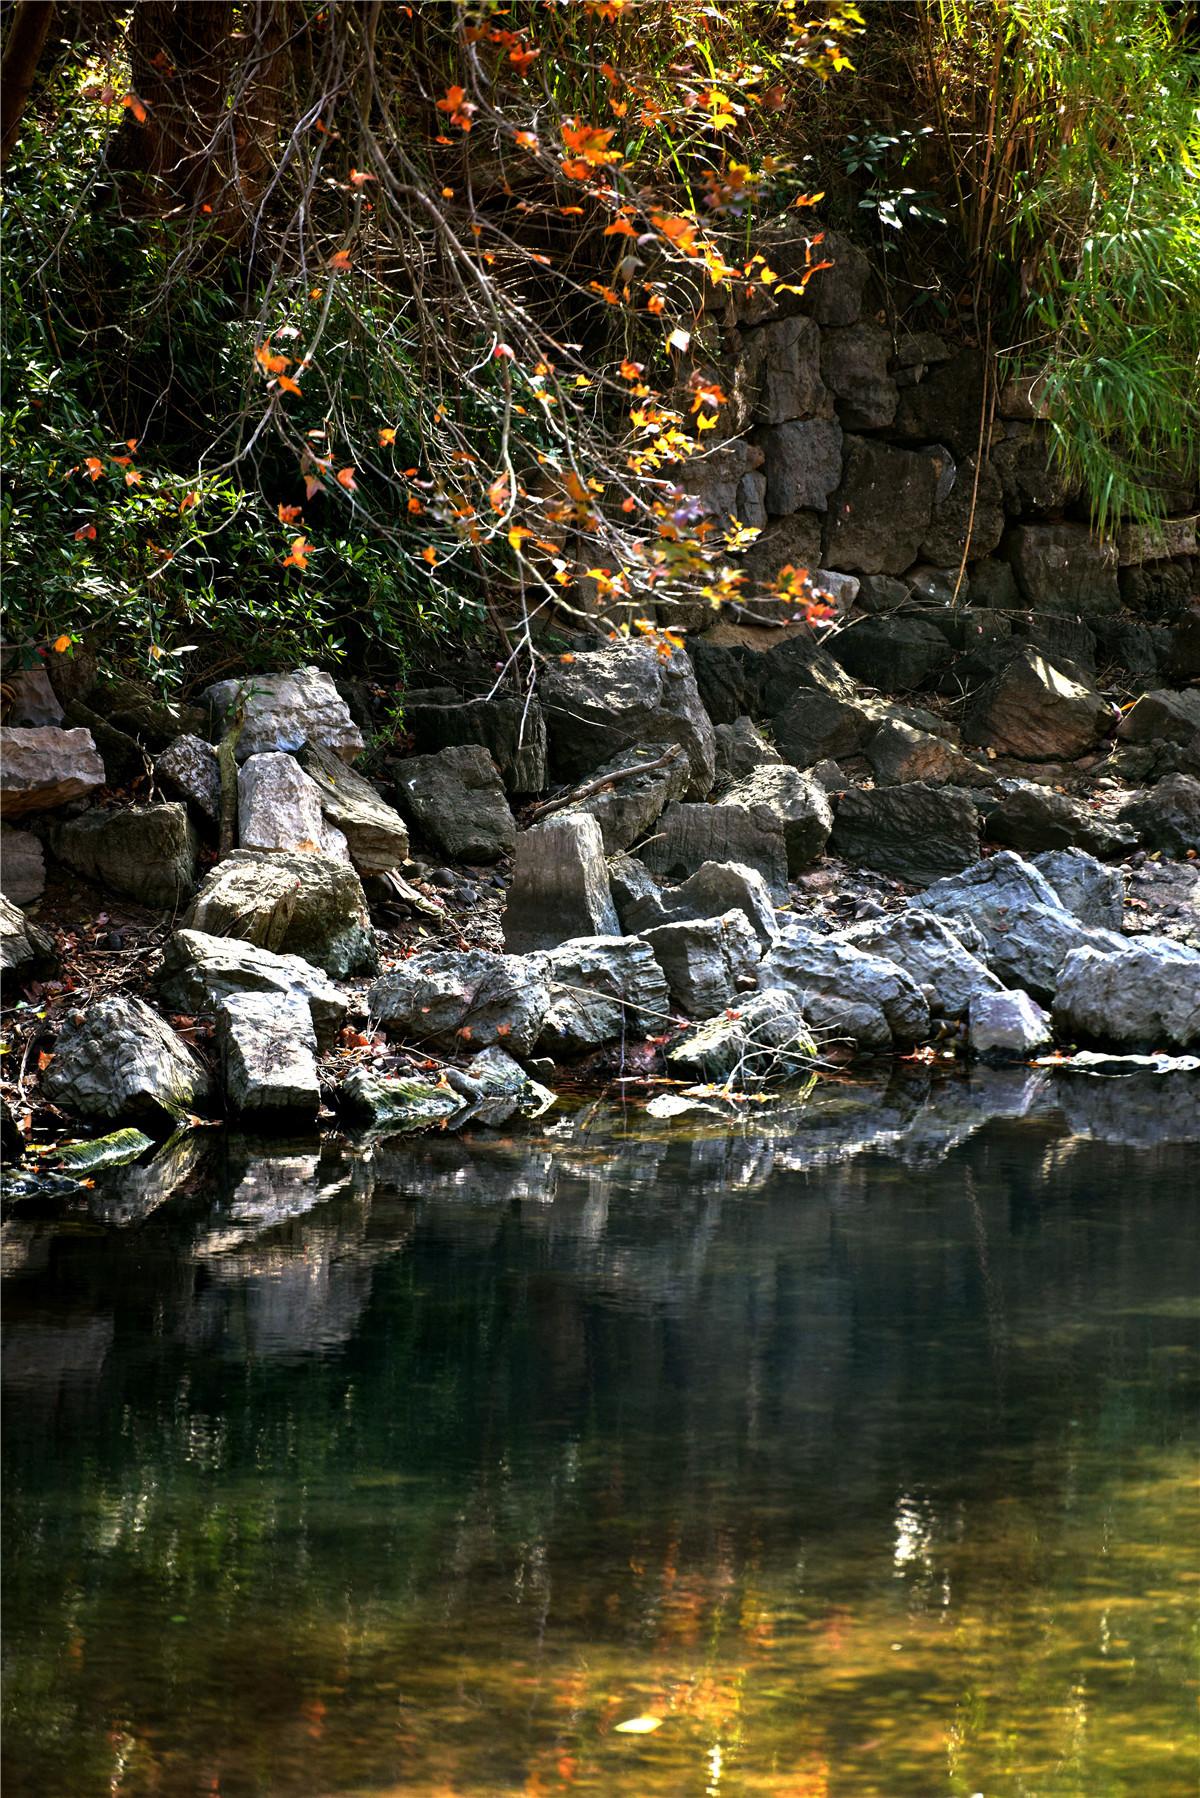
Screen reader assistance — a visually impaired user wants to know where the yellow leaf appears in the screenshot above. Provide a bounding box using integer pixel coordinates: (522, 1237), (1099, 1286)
(614, 1716), (662, 1735)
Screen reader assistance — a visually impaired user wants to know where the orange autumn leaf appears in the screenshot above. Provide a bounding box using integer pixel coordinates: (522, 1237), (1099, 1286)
(121, 93), (148, 123)
(328, 248), (353, 271)
(84, 457), (104, 481)
(124, 468), (143, 485)
(304, 475), (323, 500)
(603, 217), (637, 236)
(378, 427), (397, 446)
(336, 466), (357, 491)
(74, 524), (97, 541)
(561, 118), (620, 165)
(255, 342), (291, 376)
(509, 45), (539, 74)
(282, 535), (314, 570)
(278, 503), (303, 523)
(420, 545), (438, 564)
(276, 374), (303, 396)
(406, 495), (424, 514)
(180, 490), (200, 511)
(53, 634), (72, 652)
(513, 129), (539, 150)
(347, 166), (375, 186)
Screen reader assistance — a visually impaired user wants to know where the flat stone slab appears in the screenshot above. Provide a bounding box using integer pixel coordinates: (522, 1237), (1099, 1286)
(185, 850), (377, 976)
(158, 928), (348, 1046)
(0, 726), (105, 818)
(503, 814), (618, 952)
(204, 668), (364, 762)
(218, 990), (320, 1118)
(299, 739), (409, 873)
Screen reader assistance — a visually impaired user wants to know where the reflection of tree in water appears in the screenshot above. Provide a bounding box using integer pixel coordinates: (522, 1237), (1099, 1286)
(2, 1069), (1198, 1795)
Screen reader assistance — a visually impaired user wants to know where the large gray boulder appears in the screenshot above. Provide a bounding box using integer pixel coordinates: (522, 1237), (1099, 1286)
(298, 739), (410, 874)
(667, 987), (815, 1083)
(155, 734), (221, 821)
(238, 752), (348, 859)
(0, 826), (45, 906)
(0, 725), (105, 818)
(984, 782), (1136, 858)
(204, 668), (364, 762)
(563, 743), (690, 853)
(830, 785), (980, 885)
(917, 851), (1126, 999)
(1031, 849), (1124, 931)
(1119, 774), (1200, 855)
(608, 853), (669, 935)
(503, 814), (619, 952)
(1006, 523), (1120, 617)
(1053, 942), (1200, 1049)
(185, 850), (376, 976)
(823, 438), (941, 573)
(218, 991), (320, 1119)
(368, 948), (550, 1055)
(1116, 689), (1200, 747)
(758, 419), (844, 515)
(724, 764), (833, 874)
(641, 908), (761, 1017)
(539, 640), (717, 798)
(394, 744), (516, 863)
(962, 648), (1111, 760)
(839, 909), (1002, 1016)
(158, 928), (348, 1046)
(758, 924), (931, 1051)
(48, 803), (197, 907)
(43, 995), (209, 1125)
(401, 687), (548, 794)
(535, 935), (670, 1056)
(968, 989), (1052, 1058)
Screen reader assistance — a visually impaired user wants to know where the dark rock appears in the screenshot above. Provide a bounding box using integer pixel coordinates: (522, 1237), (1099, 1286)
(339, 1067), (462, 1131)
(401, 687), (548, 794)
(48, 803), (197, 907)
(1054, 941), (1200, 1049)
(823, 437), (940, 574)
(713, 716), (782, 784)
(535, 936), (670, 1055)
(990, 419), (1080, 515)
(819, 322), (898, 429)
(608, 853), (668, 935)
(155, 734), (221, 822)
(891, 347), (986, 456)
(368, 947), (551, 1055)
(1118, 773), (1200, 854)
(796, 230), (871, 327)
(867, 715), (978, 787)
(1095, 621), (1173, 680)
(0, 825), (45, 905)
(984, 782), (1136, 858)
(564, 742), (690, 853)
(204, 668), (364, 762)
(642, 909), (762, 1017)
(856, 574), (910, 613)
(3, 668), (63, 727)
(831, 784), (979, 885)
(185, 850), (377, 976)
(665, 860), (780, 949)
(1116, 689), (1200, 747)
(1006, 523), (1120, 617)
(158, 928), (348, 1047)
(1031, 849), (1124, 931)
(689, 633), (853, 726)
(218, 991), (319, 1119)
(737, 313), (829, 424)
(540, 639), (716, 798)
(1115, 516), (1197, 564)
(829, 617), (953, 691)
(962, 648), (1111, 760)
(967, 558), (1020, 610)
(502, 814), (618, 952)
(773, 688), (879, 766)
(0, 725), (105, 818)
(394, 744), (516, 863)
(739, 512), (824, 588)
(43, 995), (209, 1126)
(723, 763), (833, 873)
(759, 418), (844, 515)
(809, 758), (849, 793)
(641, 799), (788, 897)
(920, 455), (1005, 565)
(1013, 614), (1097, 675)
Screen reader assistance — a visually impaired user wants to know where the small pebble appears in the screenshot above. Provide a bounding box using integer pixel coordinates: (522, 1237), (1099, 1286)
(429, 868), (456, 889)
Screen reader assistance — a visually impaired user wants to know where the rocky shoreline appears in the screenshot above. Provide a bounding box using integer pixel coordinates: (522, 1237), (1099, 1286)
(2, 641), (1198, 1169)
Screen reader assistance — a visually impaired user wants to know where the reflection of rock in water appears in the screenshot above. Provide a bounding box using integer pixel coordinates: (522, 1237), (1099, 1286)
(1, 1315), (114, 1398)
(88, 1131), (212, 1226)
(1052, 1070), (1200, 1146)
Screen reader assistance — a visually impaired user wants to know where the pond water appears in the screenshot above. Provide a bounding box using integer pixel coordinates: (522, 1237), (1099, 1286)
(3, 1068), (1198, 1798)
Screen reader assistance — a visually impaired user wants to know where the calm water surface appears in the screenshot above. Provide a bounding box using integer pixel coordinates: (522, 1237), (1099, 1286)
(3, 1068), (1198, 1797)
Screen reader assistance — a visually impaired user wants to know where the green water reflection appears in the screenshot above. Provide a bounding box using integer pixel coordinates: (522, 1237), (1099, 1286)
(3, 1069), (1198, 1796)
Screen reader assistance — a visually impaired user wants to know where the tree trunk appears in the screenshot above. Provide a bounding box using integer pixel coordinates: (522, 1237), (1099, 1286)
(0, 0), (54, 169)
